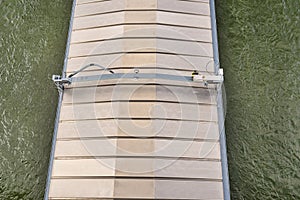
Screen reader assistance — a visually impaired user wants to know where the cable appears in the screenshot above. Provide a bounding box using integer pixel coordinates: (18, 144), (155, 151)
(68, 63), (114, 78)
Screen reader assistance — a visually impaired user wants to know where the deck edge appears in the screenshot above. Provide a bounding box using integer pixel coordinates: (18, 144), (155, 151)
(209, 0), (231, 199)
(43, 0), (78, 199)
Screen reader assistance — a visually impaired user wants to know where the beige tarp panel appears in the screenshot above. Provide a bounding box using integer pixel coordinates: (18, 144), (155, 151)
(48, 0), (224, 199)
(74, 0), (210, 17)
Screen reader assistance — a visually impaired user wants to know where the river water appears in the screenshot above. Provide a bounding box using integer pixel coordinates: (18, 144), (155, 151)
(216, 0), (300, 199)
(0, 0), (299, 199)
(0, 1), (72, 199)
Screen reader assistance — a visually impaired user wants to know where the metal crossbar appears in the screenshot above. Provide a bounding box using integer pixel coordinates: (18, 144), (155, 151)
(52, 68), (223, 90)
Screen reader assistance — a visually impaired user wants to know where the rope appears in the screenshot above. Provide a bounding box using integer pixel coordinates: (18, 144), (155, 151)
(68, 63), (114, 78)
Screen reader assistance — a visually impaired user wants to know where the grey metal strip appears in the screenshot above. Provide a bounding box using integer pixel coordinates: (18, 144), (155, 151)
(43, 0), (77, 199)
(210, 0), (231, 199)
(72, 73), (193, 83)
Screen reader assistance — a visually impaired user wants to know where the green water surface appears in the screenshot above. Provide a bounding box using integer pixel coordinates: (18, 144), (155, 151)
(0, 1), (72, 199)
(216, 0), (300, 199)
